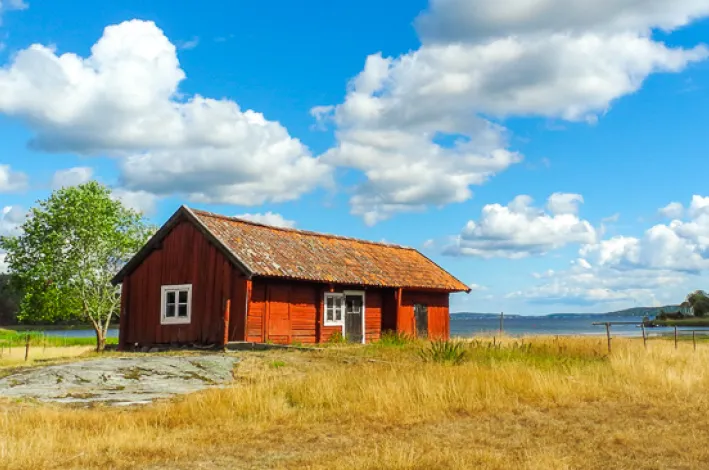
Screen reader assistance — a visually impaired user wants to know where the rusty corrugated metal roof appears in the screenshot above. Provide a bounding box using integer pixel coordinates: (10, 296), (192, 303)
(190, 208), (470, 292)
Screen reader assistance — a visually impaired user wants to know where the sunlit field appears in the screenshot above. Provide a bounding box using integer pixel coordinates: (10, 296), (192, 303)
(2, 335), (709, 469)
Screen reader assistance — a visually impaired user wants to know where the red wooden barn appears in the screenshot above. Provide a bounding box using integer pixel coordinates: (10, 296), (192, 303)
(112, 206), (470, 349)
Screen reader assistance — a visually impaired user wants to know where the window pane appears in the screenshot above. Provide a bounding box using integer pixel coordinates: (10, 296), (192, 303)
(335, 306), (342, 322)
(166, 291), (176, 304)
(326, 307), (333, 322)
(334, 297), (342, 308)
(178, 290), (188, 303)
(165, 303), (176, 317)
(326, 296), (333, 308)
(178, 304), (188, 317)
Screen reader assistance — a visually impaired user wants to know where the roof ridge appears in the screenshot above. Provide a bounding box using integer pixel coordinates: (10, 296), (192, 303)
(187, 207), (416, 250)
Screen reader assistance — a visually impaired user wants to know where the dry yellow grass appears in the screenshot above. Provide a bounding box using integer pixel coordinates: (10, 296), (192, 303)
(0, 346), (94, 369)
(1, 336), (709, 469)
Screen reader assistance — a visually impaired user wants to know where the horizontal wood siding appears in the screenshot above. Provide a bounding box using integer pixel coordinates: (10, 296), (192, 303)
(400, 291), (450, 340)
(381, 289), (397, 333)
(122, 219), (246, 346)
(290, 283), (318, 344)
(248, 279), (395, 344)
(229, 274), (247, 342)
(267, 284), (291, 344)
(365, 290), (382, 342)
(246, 281), (266, 342)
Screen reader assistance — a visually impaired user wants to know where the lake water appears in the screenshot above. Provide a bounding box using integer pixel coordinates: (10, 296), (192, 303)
(40, 316), (642, 339)
(450, 314), (650, 337)
(29, 315), (695, 340)
(42, 329), (119, 338)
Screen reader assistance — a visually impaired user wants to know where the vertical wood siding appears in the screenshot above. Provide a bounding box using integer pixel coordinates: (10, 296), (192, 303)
(246, 279), (407, 344)
(399, 291), (450, 340)
(380, 289), (398, 333)
(365, 290), (382, 342)
(121, 219), (247, 346)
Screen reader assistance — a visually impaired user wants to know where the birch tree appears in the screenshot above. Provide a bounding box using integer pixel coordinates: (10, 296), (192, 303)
(0, 182), (153, 351)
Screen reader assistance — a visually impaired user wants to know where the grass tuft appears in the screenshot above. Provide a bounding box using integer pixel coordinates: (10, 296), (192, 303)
(419, 339), (467, 365)
(376, 331), (413, 347)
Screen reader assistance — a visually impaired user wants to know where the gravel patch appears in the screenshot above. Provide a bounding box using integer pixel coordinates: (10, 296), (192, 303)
(0, 355), (239, 406)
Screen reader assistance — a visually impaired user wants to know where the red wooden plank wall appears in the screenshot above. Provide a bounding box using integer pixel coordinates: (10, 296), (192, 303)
(365, 290), (382, 343)
(290, 284), (318, 344)
(380, 289), (397, 332)
(247, 279), (389, 344)
(121, 219), (247, 346)
(400, 291), (450, 340)
(118, 216), (451, 347)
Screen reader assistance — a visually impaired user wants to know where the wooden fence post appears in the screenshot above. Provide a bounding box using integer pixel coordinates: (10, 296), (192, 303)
(499, 312), (504, 336)
(674, 326), (678, 350)
(605, 323), (612, 354)
(641, 322), (647, 349)
(24, 334), (30, 362)
(693, 331), (697, 352)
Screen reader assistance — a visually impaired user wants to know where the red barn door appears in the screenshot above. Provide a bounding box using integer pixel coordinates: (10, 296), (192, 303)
(267, 284), (291, 343)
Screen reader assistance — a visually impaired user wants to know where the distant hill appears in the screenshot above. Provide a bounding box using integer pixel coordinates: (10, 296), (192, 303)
(451, 312), (521, 318)
(601, 306), (680, 317)
(453, 306), (680, 318)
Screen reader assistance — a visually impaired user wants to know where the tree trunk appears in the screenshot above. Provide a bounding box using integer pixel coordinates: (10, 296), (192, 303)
(93, 326), (106, 353)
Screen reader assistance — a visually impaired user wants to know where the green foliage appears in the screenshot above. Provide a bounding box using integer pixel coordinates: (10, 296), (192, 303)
(0, 181), (154, 350)
(270, 360), (286, 369)
(0, 274), (22, 325)
(0, 328), (118, 348)
(326, 330), (346, 344)
(686, 290), (709, 317)
(376, 331), (413, 347)
(418, 340), (467, 365)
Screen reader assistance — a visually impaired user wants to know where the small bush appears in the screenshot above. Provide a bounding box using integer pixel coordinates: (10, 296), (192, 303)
(326, 330), (346, 344)
(377, 331), (412, 347)
(270, 360), (286, 369)
(419, 340), (467, 365)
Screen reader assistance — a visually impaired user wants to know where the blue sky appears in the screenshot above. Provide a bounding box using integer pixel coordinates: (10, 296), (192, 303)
(1, 0), (709, 314)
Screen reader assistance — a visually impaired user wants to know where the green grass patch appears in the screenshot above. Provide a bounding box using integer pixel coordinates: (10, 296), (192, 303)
(650, 318), (709, 327)
(0, 328), (117, 347)
(466, 340), (608, 370)
(419, 340), (468, 365)
(375, 331), (413, 347)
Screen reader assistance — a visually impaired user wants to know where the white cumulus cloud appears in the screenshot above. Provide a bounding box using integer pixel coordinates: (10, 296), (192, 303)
(513, 195), (709, 308)
(659, 202), (684, 219)
(111, 188), (158, 217)
(50, 167), (93, 189)
(581, 196), (709, 273)
(235, 212), (296, 229)
(0, 164), (28, 193)
(314, 0), (708, 223)
(0, 20), (330, 206)
(445, 194), (597, 258)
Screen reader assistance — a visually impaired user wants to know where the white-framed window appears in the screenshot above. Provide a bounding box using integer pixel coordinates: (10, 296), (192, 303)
(324, 293), (345, 326)
(161, 284), (192, 325)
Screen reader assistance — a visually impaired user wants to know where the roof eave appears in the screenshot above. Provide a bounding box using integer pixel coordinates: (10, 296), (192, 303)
(181, 206), (255, 277)
(111, 205), (255, 285)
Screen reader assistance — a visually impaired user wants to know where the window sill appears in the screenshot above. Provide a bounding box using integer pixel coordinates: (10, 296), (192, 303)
(161, 318), (191, 325)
